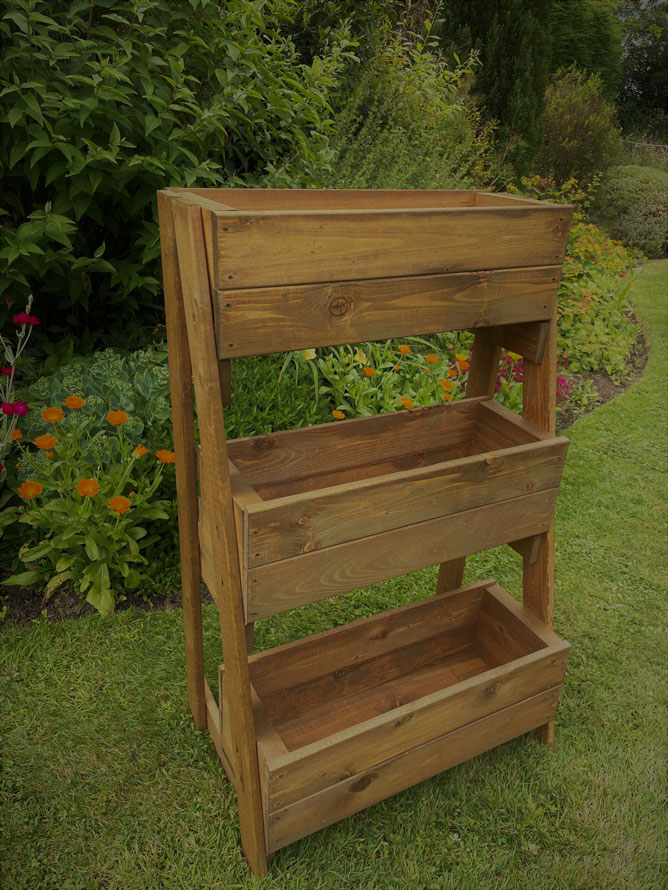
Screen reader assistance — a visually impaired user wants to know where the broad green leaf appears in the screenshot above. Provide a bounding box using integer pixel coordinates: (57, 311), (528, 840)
(1, 571), (42, 587)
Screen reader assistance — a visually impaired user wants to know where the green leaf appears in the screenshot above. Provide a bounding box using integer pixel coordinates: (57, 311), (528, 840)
(56, 554), (77, 572)
(22, 542), (53, 561)
(124, 568), (141, 589)
(85, 535), (99, 561)
(86, 585), (114, 617)
(1, 571), (42, 587)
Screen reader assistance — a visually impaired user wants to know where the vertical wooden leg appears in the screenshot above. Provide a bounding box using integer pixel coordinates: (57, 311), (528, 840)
(522, 309), (558, 746)
(158, 193), (206, 729)
(436, 332), (502, 592)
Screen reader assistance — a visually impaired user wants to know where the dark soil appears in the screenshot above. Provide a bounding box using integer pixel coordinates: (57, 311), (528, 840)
(1, 326), (650, 626)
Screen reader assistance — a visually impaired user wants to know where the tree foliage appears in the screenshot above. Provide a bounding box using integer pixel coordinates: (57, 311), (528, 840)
(617, 0), (668, 139)
(0, 0), (351, 342)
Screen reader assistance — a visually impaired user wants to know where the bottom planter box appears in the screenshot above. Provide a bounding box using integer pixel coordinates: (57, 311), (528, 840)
(219, 579), (570, 854)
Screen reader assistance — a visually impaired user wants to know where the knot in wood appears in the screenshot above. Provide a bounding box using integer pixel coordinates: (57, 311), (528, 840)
(328, 295), (350, 318)
(302, 540), (316, 553)
(351, 774), (374, 793)
(297, 514), (310, 528)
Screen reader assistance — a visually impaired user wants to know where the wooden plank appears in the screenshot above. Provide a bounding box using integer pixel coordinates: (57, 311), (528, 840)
(476, 399), (557, 444)
(157, 192), (206, 729)
(245, 489), (558, 620)
(172, 187), (479, 211)
(522, 304), (559, 747)
(170, 197), (268, 875)
(470, 321), (550, 364)
(227, 398), (482, 488)
(265, 644), (569, 810)
(249, 582), (486, 698)
(475, 191), (570, 209)
(218, 360), (231, 407)
(509, 534), (544, 564)
(212, 207), (571, 291)
(212, 266), (560, 358)
(267, 686), (562, 852)
(245, 439), (568, 566)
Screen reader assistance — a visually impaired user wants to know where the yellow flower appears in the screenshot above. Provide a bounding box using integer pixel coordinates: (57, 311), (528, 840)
(332, 409), (345, 419)
(507, 351), (521, 361)
(63, 395), (86, 410)
(353, 348), (367, 364)
(303, 349), (316, 360)
(41, 407), (64, 423)
(106, 410), (129, 425)
(18, 481), (42, 499)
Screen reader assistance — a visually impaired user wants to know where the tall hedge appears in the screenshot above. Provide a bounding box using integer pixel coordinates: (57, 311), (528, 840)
(0, 0), (351, 339)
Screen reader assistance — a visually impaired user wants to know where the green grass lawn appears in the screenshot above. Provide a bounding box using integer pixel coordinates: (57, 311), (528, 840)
(2, 262), (666, 890)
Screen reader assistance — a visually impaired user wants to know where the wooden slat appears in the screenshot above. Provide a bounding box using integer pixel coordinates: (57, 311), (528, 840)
(245, 489), (558, 620)
(245, 439), (568, 566)
(170, 197), (268, 875)
(264, 644), (569, 811)
(475, 191), (570, 209)
(266, 686), (562, 852)
(172, 188), (480, 211)
(157, 192), (206, 729)
(227, 398), (482, 488)
(509, 534), (544, 563)
(249, 582), (486, 698)
(212, 265), (560, 358)
(470, 321), (550, 364)
(212, 207), (571, 291)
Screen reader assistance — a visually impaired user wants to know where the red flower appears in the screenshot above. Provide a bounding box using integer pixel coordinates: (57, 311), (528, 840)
(1, 367), (12, 376)
(13, 311), (40, 326)
(1, 403), (16, 415)
(14, 401), (29, 415)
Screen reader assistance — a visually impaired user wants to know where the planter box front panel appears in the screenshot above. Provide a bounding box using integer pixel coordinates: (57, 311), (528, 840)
(208, 398), (568, 621)
(220, 581), (570, 853)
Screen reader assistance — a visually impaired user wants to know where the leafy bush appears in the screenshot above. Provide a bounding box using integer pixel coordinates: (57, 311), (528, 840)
(326, 19), (496, 189)
(0, 0), (351, 341)
(535, 66), (623, 184)
(4, 403), (173, 616)
(592, 165), (668, 258)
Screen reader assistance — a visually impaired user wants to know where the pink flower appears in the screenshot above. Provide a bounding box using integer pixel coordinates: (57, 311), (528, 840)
(1, 367), (11, 376)
(13, 311), (40, 326)
(0, 462), (3, 474)
(14, 401), (29, 415)
(1, 403), (17, 415)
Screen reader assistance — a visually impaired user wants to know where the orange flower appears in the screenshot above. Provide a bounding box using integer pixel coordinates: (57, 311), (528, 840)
(132, 444), (149, 459)
(41, 407), (64, 423)
(438, 380), (453, 390)
(156, 449), (176, 463)
(108, 495), (131, 514)
(64, 395), (86, 410)
(425, 354), (438, 364)
(364, 367), (376, 377)
(10, 428), (22, 441)
(457, 359), (470, 372)
(34, 434), (57, 450)
(106, 410), (129, 425)
(398, 397), (414, 410)
(18, 480), (42, 499)
(46, 451), (54, 459)
(394, 364), (401, 371)
(332, 409), (345, 419)
(76, 478), (99, 497)
(448, 368), (457, 378)
(398, 344), (411, 355)
(443, 392), (453, 401)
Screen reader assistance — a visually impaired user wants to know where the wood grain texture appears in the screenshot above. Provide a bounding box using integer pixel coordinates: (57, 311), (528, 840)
(212, 266), (560, 358)
(245, 489), (558, 620)
(227, 398), (482, 488)
(157, 192), (206, 729)
(508, 533), (544, 564)
(245, 439), (568, 566)
(266, 686), (562, 852)
(170, 197), (268, 875)
(171, 188), (479, 210)
(212, 207), (571, 290)
(470, 321), (550, 364)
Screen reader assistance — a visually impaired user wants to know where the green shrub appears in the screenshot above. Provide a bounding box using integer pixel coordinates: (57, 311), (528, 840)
(592, 165), (668, 258)
(0, 0), (351, 341)
(535, 66), (623, 184)
(326, 19), (496, 189)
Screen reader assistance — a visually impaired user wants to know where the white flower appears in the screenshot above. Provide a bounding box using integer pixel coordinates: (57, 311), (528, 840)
(302, 349), (316, 361)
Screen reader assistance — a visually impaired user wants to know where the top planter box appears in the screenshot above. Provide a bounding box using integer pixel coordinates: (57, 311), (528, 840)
(167, 188), (573, 358)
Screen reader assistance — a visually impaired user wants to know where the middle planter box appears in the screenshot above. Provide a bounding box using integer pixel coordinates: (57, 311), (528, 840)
(198, 396), (569, 621)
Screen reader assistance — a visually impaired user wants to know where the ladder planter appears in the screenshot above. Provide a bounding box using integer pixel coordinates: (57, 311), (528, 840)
(158, 188), (574, 875)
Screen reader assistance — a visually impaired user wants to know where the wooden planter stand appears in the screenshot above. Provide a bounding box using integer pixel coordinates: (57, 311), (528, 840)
(158, 188), (574, 875)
